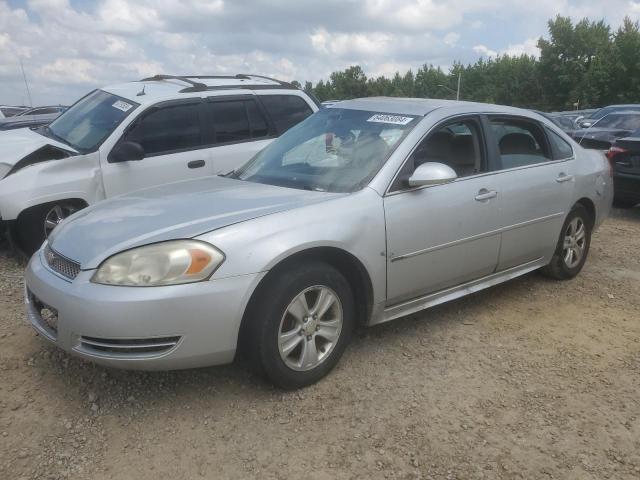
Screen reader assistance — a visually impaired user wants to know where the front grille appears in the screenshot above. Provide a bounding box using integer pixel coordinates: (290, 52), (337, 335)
(44, 244), (80, 280)
(28, 291), (59, 338)
(78, 336), (181, 356)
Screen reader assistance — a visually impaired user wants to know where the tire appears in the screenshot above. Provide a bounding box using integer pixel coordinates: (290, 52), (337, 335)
(243, 261), (355, 389)
(541, 204), (592, 280)
(16, 202), (80, 255)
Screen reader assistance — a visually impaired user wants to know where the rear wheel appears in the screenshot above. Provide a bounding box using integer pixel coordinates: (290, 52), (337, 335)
(541, 204), (592, 280)
(243, 262), (354, 389)
(16, 202), (81, 255)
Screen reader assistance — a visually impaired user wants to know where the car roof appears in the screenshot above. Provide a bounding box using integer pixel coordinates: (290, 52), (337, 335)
(101, 74), (304, 105)
(328, 96), (540, 118)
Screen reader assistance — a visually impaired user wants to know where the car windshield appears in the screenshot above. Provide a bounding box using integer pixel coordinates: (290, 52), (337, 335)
(233, 108), (418, 193)
(593, 113), (640, 130)
(45, 90), (139, 153)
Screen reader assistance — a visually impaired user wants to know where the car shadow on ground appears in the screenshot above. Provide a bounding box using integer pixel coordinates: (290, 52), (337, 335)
(611, 205), (640, 221)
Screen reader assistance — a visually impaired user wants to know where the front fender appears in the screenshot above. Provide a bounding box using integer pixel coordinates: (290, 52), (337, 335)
(199, 187), (388, 306)
(0, 153), (103, 220)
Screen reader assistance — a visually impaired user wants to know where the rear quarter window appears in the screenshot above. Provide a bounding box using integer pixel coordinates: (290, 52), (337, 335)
(259, 95), (313, 134)
(546, 128), (574, 160)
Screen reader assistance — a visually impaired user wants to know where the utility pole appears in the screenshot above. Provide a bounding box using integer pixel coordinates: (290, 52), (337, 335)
(20, 58), (33, 107)
(456, 71), (461, 101)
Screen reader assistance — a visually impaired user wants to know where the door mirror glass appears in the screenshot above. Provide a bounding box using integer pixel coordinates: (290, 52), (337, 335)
(407, 162), (457, 187)
(109, 141), (145, 163)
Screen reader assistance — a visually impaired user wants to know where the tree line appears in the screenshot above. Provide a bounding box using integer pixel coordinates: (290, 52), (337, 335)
(295, 16), (640, 112)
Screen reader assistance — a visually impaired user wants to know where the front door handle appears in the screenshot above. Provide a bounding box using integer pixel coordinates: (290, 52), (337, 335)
(188, 160), (206, 169)
(556, 173), (574, 183)
(475, 189), (498, 201)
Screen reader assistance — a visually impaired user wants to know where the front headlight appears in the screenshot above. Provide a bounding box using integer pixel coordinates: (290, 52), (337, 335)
(91, 240), (225, 286)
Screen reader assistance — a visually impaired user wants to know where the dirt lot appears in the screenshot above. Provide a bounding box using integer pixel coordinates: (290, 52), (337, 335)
(0, 209), (639, 480)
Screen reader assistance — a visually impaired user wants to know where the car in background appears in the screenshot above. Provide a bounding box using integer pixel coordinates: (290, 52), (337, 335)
(536, 111), (576, 133)
(577, 104), (640, 128)
(0, 105), (29, 118)
(571, 111), (640, 150)
(606, 130), (640, 208)
(0, 74), (319, 253)
(321, 100), (342, 108)
(24, 98), (612, 388)
(0, 106), (68, 131)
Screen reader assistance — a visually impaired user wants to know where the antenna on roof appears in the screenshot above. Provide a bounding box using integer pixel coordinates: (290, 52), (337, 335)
(19, 58), (33, 108)
(136, 85), (146, 96)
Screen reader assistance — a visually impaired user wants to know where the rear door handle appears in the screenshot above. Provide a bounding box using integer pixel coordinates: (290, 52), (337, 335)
(188, 160), (206, 169)
(475, 189), (498, 201)
(556, 173), (574, 183)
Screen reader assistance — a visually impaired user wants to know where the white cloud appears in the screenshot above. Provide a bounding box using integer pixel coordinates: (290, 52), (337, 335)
(502, 37), (540, 57)
(473, 44), (498, 58)
(1, 0), (640, 105)
(443, 32), (460, 47)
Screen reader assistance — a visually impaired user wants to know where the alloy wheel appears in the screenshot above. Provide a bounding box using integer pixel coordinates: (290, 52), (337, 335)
(277, 285), (343, 371)
(562, 217), (586, 269)
(43, 204), (76, 238)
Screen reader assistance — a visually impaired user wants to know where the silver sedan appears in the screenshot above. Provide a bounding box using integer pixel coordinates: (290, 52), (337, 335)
(25, 98), (613, 388)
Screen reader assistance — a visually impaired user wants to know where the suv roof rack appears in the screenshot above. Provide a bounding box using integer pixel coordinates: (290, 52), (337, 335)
(139, 74), (298, 93)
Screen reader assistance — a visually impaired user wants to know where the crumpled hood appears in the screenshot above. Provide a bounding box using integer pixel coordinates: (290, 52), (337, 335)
(49, 176), (343, 269)
(0, 128), (76, 168)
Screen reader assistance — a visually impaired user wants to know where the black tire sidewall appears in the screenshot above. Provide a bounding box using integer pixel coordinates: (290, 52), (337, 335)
(250, 262), (355, 389)
(16, 205), (49, 255)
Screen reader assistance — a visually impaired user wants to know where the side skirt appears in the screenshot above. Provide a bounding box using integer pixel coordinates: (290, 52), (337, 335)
(372, 257), (546, 326)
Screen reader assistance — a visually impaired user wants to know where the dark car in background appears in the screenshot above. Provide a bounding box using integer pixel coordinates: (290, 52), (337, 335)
(607, 131), (640, 208)
(577, 104), (640, 128)
(0, 105), (67, 131)
(571, 112), (640, 150)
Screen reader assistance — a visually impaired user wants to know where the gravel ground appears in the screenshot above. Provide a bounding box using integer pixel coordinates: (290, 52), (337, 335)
(1, 208), (639, 480)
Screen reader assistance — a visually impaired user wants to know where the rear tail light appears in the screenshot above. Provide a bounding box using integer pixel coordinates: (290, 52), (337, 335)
(606, 146), (626, 161)
(605, 146), (626, 177)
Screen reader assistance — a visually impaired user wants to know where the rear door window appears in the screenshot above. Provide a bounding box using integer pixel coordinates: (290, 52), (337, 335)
(207, 99), (271, 144)
(489, 118), (552, 170)
(259, 95), (313, 134)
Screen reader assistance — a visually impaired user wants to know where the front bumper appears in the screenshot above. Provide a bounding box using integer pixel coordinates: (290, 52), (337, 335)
(24, 250), (265, 370)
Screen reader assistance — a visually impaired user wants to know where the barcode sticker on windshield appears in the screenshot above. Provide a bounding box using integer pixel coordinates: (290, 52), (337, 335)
(112, 100), (133, 112)
(367, 114), (414, 125)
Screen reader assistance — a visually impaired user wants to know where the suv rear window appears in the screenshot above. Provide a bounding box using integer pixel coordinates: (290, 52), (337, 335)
(259, 95), (313, 134)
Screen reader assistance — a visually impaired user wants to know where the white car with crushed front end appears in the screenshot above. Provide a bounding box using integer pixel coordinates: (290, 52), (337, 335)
(0, 74), (318, 253)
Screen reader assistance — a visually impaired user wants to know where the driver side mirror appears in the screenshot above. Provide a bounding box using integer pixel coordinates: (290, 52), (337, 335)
(407, 162), (457, 187)
(109, 141), (145, 163)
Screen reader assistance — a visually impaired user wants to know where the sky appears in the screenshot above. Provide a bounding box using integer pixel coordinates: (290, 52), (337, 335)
(1, 0), (640, 106)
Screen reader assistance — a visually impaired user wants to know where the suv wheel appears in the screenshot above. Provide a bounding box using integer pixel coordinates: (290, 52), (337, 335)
(244, 262), (354, 389)
(16, 202), (80, 255)
(541, 204), (592, 280)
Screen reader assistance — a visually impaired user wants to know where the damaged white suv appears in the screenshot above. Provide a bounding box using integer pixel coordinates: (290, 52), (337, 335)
(0, 75), (319, 253)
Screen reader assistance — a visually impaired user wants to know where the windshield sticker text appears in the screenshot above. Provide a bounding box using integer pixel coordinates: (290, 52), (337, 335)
(112, 101), (133, 112)
(367, 114), (414, 125)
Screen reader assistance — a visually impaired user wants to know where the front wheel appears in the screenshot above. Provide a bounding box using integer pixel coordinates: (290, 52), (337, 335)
(16, 202), (80, 255)
(541, 204), (592, 280)
(243, 262), (355, 389)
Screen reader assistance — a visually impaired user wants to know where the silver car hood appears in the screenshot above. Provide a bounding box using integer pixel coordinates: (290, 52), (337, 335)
(49, 176), (343, 269)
